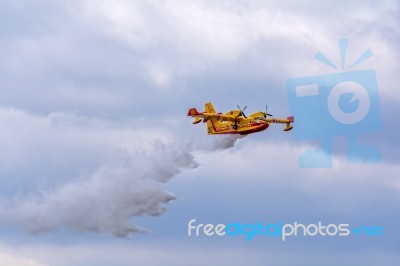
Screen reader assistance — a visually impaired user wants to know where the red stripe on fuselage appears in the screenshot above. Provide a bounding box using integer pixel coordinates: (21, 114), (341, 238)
(239, 123), (269, 135)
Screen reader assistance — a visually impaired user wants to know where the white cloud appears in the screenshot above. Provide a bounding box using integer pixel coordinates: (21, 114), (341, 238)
(0, 249), (46, 266)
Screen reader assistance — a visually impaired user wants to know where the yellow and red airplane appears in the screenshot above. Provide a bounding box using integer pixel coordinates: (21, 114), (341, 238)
(187, 102), (294, 135)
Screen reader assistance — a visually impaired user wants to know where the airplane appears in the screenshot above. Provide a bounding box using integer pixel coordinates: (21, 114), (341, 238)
(187, 102), (294, 135)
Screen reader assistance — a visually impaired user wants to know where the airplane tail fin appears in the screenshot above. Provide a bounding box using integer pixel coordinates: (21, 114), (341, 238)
(205, 102), (216, 113)
(188, 102), (219, 131)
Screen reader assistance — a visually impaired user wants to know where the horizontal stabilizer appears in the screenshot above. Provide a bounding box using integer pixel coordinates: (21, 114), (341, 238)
(193, 116), (202, 124)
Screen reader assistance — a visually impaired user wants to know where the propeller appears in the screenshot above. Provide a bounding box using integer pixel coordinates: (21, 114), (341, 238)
(237, 105), (247, 118)
(264, 105), (273, 118)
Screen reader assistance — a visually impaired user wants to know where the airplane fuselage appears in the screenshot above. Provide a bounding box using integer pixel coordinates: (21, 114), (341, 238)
(208, 117), (270, 135)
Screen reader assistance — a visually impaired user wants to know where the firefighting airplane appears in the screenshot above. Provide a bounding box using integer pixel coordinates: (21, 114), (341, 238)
(187, 102), (294, 135)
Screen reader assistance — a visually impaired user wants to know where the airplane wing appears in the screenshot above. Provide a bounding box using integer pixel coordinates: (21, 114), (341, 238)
(187, 108), (243, 124)
(265, 116), (294, 131)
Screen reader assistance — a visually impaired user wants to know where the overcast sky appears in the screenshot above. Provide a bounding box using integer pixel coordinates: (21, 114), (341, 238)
(0, 0), (399, 265)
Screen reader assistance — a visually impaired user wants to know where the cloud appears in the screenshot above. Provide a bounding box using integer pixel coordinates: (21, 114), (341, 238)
(0, 249), (46, 266)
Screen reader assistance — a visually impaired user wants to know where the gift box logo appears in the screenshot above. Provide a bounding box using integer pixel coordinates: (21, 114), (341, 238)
(287, 39), (381, 168)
